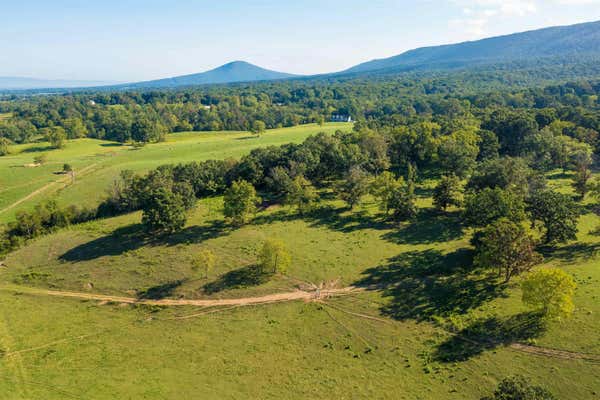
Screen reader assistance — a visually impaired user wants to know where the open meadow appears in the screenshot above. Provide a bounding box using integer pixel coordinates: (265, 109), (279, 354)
(0, 123), (351, 223)
(1, 167), (599, 399)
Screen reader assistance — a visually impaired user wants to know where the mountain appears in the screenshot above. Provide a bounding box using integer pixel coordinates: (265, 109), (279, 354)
(122, 61), (298, 88)
(0, 77), (119, 90)
(344, 20), (600, 74)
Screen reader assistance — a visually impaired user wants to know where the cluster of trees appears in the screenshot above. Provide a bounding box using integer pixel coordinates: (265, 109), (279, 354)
(1, 73), (599, 152)
(0, 201), (95, 252)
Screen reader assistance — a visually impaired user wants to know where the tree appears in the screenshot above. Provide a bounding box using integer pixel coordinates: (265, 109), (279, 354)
(437, 129), (479, 178)
(572, 162), (592, 200)
(62, 118), (88, 139)
(370, 171), (403, 215)
(194, 249), (217, 279)
(570, 145), (593, 200)
(474, 219), (542, 282)
(285, 175), (318, 215)
(433, 174), (462, 211)
(141, 187), (188, 233)
(131, 115), (166, 143)
(464, 188), (526, 227)
(45, 126), (67, 149)
(337, 166), (370, 209)
(34, 154), (48, 165)
(527, 190), (579, 245)
(467, 157), (531, 196)
(477, 129), (500, 161)
(223, 180), (260, 225)
(481, 375), (556, 400)
(258, 239), (291, 274)
(0, 137), (10, 156)
(63, 164), (73, 173)
(521, 268), (576, 320)
(251, 120), (266, 136)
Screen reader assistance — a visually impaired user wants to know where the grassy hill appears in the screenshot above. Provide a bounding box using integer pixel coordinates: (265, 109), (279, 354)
(0, 170), (599, 399)
(0, 123), (351, 224)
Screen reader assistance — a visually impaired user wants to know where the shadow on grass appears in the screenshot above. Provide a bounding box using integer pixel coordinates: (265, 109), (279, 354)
(433, 312), (546, 362)
(355, 249), (507, 322)
(59, 219), (229, 262)
(203, 265), (272, 294)
(21, 145), (54, 153)
(382, 209), (465, 245)
(252, 205), (465, 245)
(539, 242), (600, 262)
(137, 279), (186, 300)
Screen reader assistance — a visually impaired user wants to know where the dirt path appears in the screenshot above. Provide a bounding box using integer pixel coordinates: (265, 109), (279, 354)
(3, 284), (599, 363)
(0, 162), (100, 215)
(509, 343), (600, 363)
(0, 284), (361, 307)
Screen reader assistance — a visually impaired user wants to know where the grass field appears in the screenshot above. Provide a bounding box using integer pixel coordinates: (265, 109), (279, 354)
(0, 123), (351, 223)
(1, 170), (599, 399)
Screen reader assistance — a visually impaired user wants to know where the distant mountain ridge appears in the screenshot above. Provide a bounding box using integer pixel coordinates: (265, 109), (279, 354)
(343, 20), (600, 74)
(3, 20), (600, 91)
(0, 77), (118, 90)
(120, 61), (298, 89)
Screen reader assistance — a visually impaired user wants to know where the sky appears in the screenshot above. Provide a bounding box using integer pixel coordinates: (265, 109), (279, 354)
(1, 0), (600, 82)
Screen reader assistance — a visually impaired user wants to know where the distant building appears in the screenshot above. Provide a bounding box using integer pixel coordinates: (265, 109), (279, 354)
(331, 114), (352, 122)
(88, 100), (96, 106)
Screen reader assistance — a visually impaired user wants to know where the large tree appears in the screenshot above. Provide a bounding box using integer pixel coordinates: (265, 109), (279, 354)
(141, 187), (188, 233)
(464, 188), (526, 227)
(223, 180), (260, 225)
(522, 268), (576, 320)
(258, 239), (291, 274)
(285, 175), (318, 215)
(527, 190), (579, 245)
(474, 218), (542, 282)
(370, 171), (403, 215)
(337, 166), (371, 209)
(433, 174), (462, 211)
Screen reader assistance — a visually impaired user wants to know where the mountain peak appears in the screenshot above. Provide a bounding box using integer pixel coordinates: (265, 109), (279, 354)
(126, 61), (296, 89)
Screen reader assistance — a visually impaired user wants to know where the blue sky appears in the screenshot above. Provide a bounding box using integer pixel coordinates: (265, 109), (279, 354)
(2, 0), (600, 82)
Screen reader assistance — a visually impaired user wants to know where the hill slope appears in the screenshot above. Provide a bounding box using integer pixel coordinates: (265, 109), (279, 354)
(122, 61), (297, 88)
(345, 20), (600, 74)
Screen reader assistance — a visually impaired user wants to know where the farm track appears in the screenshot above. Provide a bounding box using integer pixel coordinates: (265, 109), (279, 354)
(0, 284), (361, 307)
(2, 283), (600, 363)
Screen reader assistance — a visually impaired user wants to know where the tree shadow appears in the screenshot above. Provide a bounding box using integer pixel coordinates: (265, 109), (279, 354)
(355, 249), (507, 322)
(433, 312), (546, 362)
(251, 205), (393, 234)
(137, 279), (186, 300)
(539, 242), (600, 262)
(305, 207), (392, 233)
(203, 265), (271, 294)
(59, 219), (229, 262)
(382, 209), (465, 245)
(21, 145), (54, 153)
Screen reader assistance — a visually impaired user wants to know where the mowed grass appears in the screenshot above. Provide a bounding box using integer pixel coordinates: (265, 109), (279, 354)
(0, 123), (351, 223)
(1, 173), (599, 398)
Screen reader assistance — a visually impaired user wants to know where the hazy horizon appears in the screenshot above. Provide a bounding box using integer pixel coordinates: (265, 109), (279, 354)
(2, 0), (600, 82)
